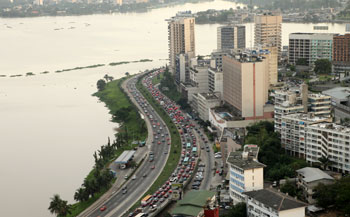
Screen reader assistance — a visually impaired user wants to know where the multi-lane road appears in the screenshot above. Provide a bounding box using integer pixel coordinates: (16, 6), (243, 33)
(89, 74), (171, 217)
(87, 69), (215, 217)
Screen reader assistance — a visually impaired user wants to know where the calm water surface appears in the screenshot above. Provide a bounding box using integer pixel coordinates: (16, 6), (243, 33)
(0, 1), (348, 216)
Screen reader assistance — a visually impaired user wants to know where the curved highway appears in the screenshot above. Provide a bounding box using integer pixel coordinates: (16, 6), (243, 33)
(89, 74), (171, 217)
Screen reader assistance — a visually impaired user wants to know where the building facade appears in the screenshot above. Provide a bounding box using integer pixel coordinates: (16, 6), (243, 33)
(255, 14), (282, 58)
(227, 145), (265, 204)
(244, 188), (306, 217)
(208, 67), (223, 95)
(333, 34), (350, 73)
(168, 11), (195, 73)
(217, 25), (246, 51)
(289, 33), (334, 67)
(223, 49), (270, 119)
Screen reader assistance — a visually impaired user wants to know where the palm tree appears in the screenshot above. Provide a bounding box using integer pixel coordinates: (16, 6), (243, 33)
(48, 194), (62, 216)
(74, 187), (88, 202)
(48, 194), (71, 216)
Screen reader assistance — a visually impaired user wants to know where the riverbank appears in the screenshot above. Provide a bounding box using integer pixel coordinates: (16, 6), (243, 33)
(62, 77), (147, 217)
(125, 71), (182, 215)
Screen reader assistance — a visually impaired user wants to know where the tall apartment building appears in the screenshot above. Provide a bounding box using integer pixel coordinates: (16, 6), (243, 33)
(223, 49), (270, 119)
(167, 11), (195, 74)
(217, 25), (246, 51)
(306, 123), (350, 173)
(175, 53), (190, 84)
(281, 114), (350, 174)
(289, 33), (334, 66)
(254, 14), (282, 59)
(274, 84), (331, 133)
(226, 145), (265, 204)
(281, 113), (332, 158)
(333, 34), (350, 73)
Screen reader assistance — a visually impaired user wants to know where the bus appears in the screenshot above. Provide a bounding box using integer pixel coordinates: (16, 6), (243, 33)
(141, 195), (152, 206)
(186, 142), (191, 150)
(183, 157), (189, 165)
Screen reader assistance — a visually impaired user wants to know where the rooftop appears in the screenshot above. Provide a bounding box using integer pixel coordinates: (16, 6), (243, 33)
(244, 188), (307, 212)
(309, 123), (350, 134)
(322, 87), (350, 101)
(296, 167), (334, 183)
(283, 113), (331, 123)
(171, 190), (216, 216)
(114, 150), (135, 164)
(198, 92), (220, 100)
(227, 150), (265, 170)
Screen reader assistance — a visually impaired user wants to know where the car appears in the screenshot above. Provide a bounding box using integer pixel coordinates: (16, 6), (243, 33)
(215, 155), (222, 159)
(122, 189), (127, 194)
(124, 175), (129, 179)
(100, 206), (107, 211)
(143, 173), (147, 178)
(225, 206), (231, 210)
(164, 151), (168, 154)
(132, 175), (136, 180)
(151, 165), (155, 169)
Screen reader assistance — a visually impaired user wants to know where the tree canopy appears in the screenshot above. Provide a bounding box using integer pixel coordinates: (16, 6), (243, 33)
(314, 59), (332, 74)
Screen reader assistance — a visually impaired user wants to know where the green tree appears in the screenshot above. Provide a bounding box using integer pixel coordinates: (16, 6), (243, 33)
(296, 58), (308, 66)
(318, 156), (333, 170)
(280, 180), (297, 197)
(313, 183), (337, 208)
(48, 194), (71, 217)
(97, 79), (106, 91)
(314, 59), (332, 74)
(223, 202), (247, 217)
(74, 187), (89, 202)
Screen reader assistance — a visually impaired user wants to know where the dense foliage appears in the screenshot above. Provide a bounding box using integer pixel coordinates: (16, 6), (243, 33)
(314, 59), (332, 75)
(223, 203), (247, 217)
(245, 121), (308, 181)
(159, 67), (191, 111)
(313, 177), (350, 215)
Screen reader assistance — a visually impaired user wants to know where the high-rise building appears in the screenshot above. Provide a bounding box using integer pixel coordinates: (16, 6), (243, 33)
(167, 11), (195, 74)
(227, 145), (265, 204)
(289, 33), (334, 66)
(222, 49), (270, 119)
(333, 34), (350, 73)
(217, 25), (246, 51)
(254, 14), (282, 59)
(175, 53), (190, 85)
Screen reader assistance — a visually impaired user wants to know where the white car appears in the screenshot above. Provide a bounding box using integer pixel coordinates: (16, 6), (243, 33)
(132, 175), (136, 180)
(215, 155), (222, 159)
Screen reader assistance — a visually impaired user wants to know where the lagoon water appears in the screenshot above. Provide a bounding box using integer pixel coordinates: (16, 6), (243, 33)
(0, 1), (348, 216)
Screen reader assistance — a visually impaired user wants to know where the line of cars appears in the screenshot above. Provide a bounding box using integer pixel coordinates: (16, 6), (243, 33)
(127, 69), (201, 217)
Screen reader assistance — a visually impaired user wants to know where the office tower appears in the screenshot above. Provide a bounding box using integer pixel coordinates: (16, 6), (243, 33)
(222, 49), (270, 119)
(333, 34), (350, 73)
(255, 14), (282, 59)
(217, 25), (246, 51)
(175, 53), (190, 84)
(289, 33), (334, 66)
(167, 11), (195, 74)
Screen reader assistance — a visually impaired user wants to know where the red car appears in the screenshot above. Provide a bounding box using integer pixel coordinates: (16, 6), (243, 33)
(100, 206), (107, 211)
(151, 165), (155, 169)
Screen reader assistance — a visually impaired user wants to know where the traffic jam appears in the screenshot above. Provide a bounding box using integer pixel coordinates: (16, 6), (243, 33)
(127, 70), (204, 216)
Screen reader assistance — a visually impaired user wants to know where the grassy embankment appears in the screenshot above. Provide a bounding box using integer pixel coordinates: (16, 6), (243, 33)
(67, 77), (147, 217)
(125, 72), (181, 215)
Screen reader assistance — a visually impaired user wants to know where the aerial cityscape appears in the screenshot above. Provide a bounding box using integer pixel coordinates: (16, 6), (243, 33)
(1, 0), (350, 217)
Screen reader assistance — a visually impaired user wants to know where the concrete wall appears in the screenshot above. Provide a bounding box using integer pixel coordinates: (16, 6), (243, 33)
(244, 167), (264, 192)
(279, 207), (305, 217)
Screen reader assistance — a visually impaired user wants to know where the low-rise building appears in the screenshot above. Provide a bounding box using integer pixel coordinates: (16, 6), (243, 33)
(194, 92), (221, 121)
(208, 67), (223, 95)
(227, 145), (265, 204)
(296, 167), (335, 204)
(171, 190), (218, 217)
(244, 188), (307, 217)
(322, 87), (350, 121)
